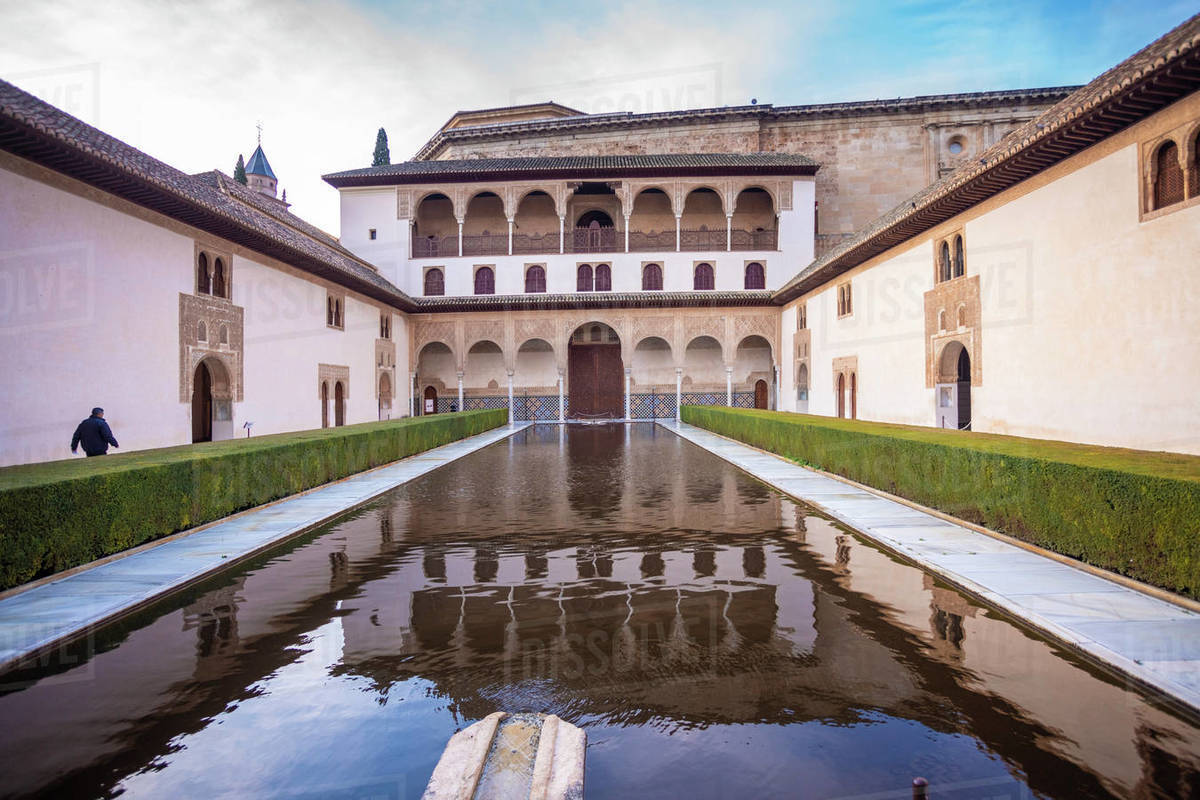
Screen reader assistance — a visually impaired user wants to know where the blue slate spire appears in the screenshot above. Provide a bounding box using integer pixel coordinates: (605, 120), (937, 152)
(245, 144), (276, 180)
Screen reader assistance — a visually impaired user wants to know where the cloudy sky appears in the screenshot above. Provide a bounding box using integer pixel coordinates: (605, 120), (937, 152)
(1, 0), (1194, 235)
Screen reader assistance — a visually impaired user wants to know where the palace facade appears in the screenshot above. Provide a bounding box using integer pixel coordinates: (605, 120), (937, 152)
(0, 14), (1197, 466)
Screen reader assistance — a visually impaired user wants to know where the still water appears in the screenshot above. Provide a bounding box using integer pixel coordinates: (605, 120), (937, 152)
(0, 425), (1197, 799)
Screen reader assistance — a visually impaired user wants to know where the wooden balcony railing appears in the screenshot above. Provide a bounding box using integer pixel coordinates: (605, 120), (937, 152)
(412, 236), (459, 258)
(411, 228), (779, 258)
(680, 228), (727, 252)
(462, 233), (508, 257)
(512, 232), (560, 255)
(731, 229), (778, 251)
(568, 226), (621, 254)
(628, 230), (676, 252)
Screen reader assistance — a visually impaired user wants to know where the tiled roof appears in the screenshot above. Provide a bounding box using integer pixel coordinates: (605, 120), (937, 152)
(244, 144), (275, 179)
(323, 153), (819, 187)
(412, 290), (776, 313)
(414, 87), (1080, 159)
(0, 79), (417, 312)
(773, 12), (1200, 305)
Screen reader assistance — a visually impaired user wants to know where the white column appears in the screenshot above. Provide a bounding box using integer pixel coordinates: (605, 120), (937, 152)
(559, 216), (566, 254)
(507, 218), (514, 256)
(457, 371), (464, 412)
(675, 215), (682, 252)
(457, 219), (464, 257)
(557, 369), (565, 422)
(507, 371), (514, 425)
(409, 371), (416, 417)
(725, 366), (733, 406)
(624, 215), (631, 253)
(726, 214), (732, 251)
(675, 367), (682, 423)
(624, 367), (631, 420)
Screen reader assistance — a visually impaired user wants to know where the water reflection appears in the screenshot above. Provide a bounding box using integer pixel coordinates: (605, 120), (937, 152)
(0, 424), (1196, 800)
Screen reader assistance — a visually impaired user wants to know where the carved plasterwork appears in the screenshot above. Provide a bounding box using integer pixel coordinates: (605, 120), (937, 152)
(179, 293), (244, 402)
(318, 364), (350, 398)
(924, 275), (982, 387)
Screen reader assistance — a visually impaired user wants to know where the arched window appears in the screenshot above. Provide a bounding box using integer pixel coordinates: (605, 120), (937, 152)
(850, 373), (857, 420)
(953, 236), (964, 278)
(213, 258), (227, 298)
(1192, 130), (1200, 198)
(642, 263), (663, 291)
(937, 310), (946, 332)
(424, 268), (444, 296)
(694, 263), (714, 291)
(334, 299), (343, 327)
(957, 305), (967, 328)
(744, 262), (765, 290)
(525, 265), (546, 293)
(1154, 141), (1184, 209)
(321, 381), (329, 428)
(197, 321), (207, 341)
(474, 266), (495, 295)
(197, 252), (211, 294)
(939, 241), (952, 282)
(219, 325), (228, 345)
(577, 264), (593, 292)
(594, 264), (611, 292)
(334, 381), (345, 427)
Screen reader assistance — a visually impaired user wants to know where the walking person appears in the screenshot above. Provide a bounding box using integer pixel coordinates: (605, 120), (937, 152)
(71, 407), (119, 457)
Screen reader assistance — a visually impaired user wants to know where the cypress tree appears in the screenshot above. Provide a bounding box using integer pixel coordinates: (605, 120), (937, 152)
(372, 128), (390, 166)
(234, 154), (248, 184)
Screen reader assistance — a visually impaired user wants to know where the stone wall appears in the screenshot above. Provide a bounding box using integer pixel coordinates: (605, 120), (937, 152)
(433, 101), (1057, 238)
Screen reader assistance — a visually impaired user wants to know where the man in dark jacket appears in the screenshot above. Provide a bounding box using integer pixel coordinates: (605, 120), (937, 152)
(71, 408), (119, 457)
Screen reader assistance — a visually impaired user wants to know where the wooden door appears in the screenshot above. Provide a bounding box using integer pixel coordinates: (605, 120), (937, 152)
(568, 343), (622, 418)
(754, 379), (768, 409)
(192, 362), (212, 442)
(424, 386), (437, 415)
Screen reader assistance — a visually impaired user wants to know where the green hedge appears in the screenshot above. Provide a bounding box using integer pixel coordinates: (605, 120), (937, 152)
(682, 406), (1200, 597)
(0, 410), (506, 590)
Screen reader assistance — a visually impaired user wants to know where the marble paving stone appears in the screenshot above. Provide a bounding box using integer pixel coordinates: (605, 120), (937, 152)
(1010, 591), (1194, 625)
(1071, 619), (1200, 662)
(661, 420), (1200, 711)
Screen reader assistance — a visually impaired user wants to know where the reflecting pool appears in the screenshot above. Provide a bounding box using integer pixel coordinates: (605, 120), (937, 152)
(0, 425), (1196, 799)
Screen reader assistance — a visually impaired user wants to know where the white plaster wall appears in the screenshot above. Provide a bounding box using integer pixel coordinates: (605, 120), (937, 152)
(968, 141), (1200, 453)
(236, 260), (387, 436)
(778, 303), (798, 412)
(0, 166), (190, 466)
(338, 188), (408, 291)
(787, 135), (1200, 452)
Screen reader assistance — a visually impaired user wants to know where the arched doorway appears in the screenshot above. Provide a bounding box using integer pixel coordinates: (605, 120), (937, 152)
(754, 379), (768, 409)
(192, 361), (213, 442)
(334, 381), (346, 426)
(192, 357), (232, 442)
(424, 385), (438, 415)
(836, 373), (845, 418)
(568, 322), (622, 418)
(379, 373), (392, 420)
(935, 341), (972, 430)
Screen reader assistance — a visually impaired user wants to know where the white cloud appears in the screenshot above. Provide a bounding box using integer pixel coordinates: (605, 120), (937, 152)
(1, 0), (782, 235)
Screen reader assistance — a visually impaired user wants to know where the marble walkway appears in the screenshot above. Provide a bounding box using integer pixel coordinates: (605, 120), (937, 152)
(662, 420), (1200, 713)
(0, 423), (530, 674)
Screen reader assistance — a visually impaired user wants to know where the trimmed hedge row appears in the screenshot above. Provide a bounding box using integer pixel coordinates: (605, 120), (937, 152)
(0, 410), (507, 590)
(682, 406), (1200, 597)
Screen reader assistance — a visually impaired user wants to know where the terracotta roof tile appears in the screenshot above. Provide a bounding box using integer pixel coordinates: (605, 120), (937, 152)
(323, 153), (818, 187)
(0, 79), (417, 311)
